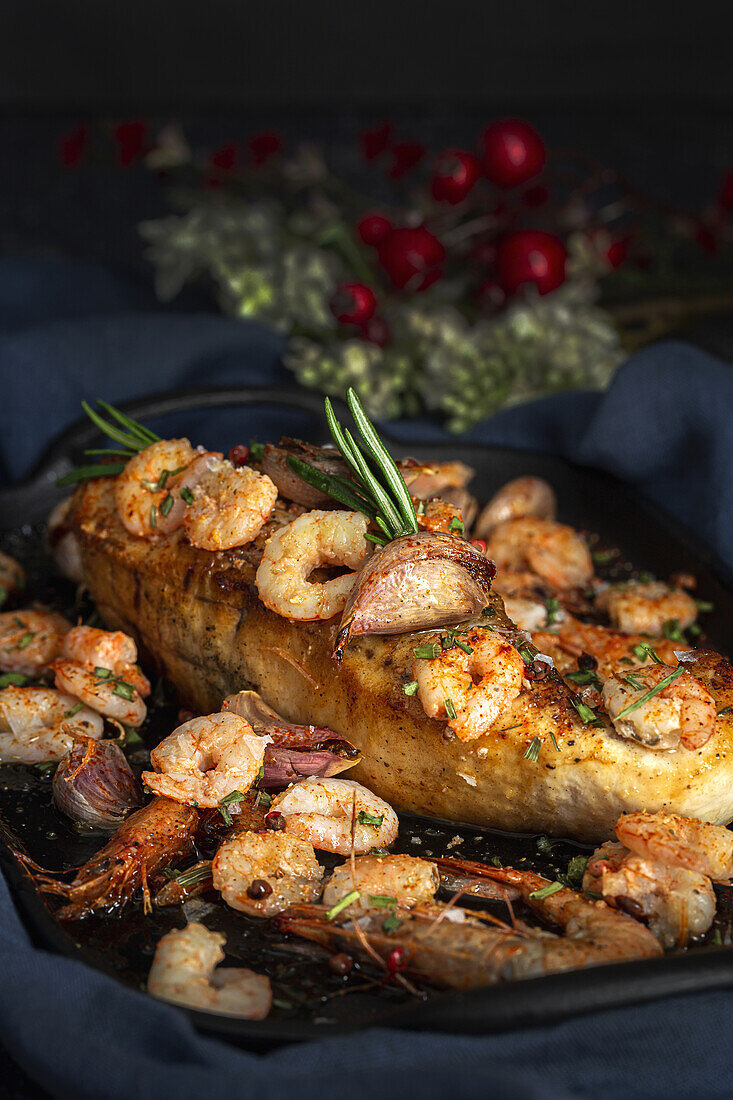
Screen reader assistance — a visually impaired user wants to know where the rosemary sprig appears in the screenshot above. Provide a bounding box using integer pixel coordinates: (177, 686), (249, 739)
(288, 388), (418, 542)
(57, 401), (161, 487)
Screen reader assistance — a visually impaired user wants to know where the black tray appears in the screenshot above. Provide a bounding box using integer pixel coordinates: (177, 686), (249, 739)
(2, 384), (733, 1048)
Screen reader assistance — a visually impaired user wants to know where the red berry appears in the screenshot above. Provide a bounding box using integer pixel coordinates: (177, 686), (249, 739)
(228, 444), (251, 467)
(469, 539), (487, 554)
(605, 237), (630, 269)
(248, 131), (282, 166)
(361, 120), (393, 161)
(330, 283), (377, 325)
(113, 119), (148, 167)
(387, 946), (407, 972)
(378, 227), (445, 291)
(387, 141), (426, 180)
(496, 230), (567, 296)
(210, 142), (237, 172)
(361, 316), (391, 347)
(57, 123), (88, 169)
(719, 172), (733, 212)
(357, 213), (393, 247)
(431, 149), (481, 204)
(481, 118), (546, 189)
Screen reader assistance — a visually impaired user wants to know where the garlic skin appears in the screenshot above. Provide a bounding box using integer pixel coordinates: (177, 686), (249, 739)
(261, 440), (348, 508)
(334, 531), (496, 658)
(53, 739), (142, 831)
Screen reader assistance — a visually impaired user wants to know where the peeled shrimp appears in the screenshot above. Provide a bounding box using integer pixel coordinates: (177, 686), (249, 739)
(115, 438), (197, 538)
(46, 499), (83, 584)
(0, 550), (25, 604)
(485, 517), (593, 591)
(474, 476), (557, 539)
(583, 840), (715, 948)
(602, 663), (716, 750)
(148, 922), (272, 1018)
(0, 609), (71, 676)
(212, 830), (324, 917)
(616, 810), (733, 882)
(531, 616), (682, 679)
(180, 453), (277, 551)
(0, 685), (103, 763)
(255, 510), (370, 621)
(413, 626), (524, 741)
(52, 660), (148, 728)
(322, 854), (439, 912)
(596, 581), (698, 636)
(142, 712), (270, 808)
(503, 596), (565, 633)
(60, 625), (151, 696)
(269, 777), (398, 855)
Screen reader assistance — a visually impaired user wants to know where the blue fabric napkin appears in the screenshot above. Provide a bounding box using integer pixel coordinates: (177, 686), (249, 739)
(1, 258), (732, 1100)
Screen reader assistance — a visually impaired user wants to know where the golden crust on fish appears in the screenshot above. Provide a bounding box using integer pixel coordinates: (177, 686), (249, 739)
(71, 477), (733, 841)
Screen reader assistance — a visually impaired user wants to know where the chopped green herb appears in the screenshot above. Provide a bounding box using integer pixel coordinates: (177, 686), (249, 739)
(357, 810), (385, 827)
(662, 618), (685, 642)
(528, 881), (564, 900)
(712, 928), (723, 947)
(382, 912), (403, 934)
(624, 672), (646, 691)
(402, 680), (419, 696)
(615, 666), (685, 719)
(454, 638), (474, 655)
(563, 855), (589, 887)
(254, 789), (272, 809)
(518, 644), (535, 665)
(180, 486), (195, 505)
(497, 723), (523, 733)
(536, 836), (555, 856)
(524, 737), (541, 762)
(687, 623), (703, 638)
(370, 847), (390, 856)
(0, 586), (6, 609)
(695, 600), (714, 613)
(94, 666), (113, 679)
(566, 668), (602, 690)
(491, 855), (503, 867)
(591, 549), (613, 566)
(413, 643), (441, 660)
(717, 706), (732, 716)
(584, 890), (603, 901)
(62, 703), (84, 719)
(160, 492), (174, 518)
(570, 697), (600, 725)
(549, 729), (559, 751)
(149, 504), (157, 530)
(619, 656), (634, 666)
(121, 726), (144, 747)
(0, 672), (28, 688)
(175, 863), (213, 888)
(544, 597), (560, 625)
(449, 516), (464, 534)
(35, 761), (57, 776)
(112, 680), (135, 700)
(257, 761), (265, 781)
(444, 698), (457, 721)
(326, 889), (361, 921)
(368, 894), (398, 908)
(218, 789), (246, 826)
(191, 799), (199, 808)
(631, 642), (663, 664)
(249, 440), (265, 462)
(16, 632), (34, 650)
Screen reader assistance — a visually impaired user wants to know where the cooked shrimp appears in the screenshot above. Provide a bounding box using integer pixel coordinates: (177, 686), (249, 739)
(0, 551), (25, 604)
(322, 854), (439, 912)
(148, 922), (272, 1018)
(52, 660), (148, 728)
(46, 499), (83, 583)
(283, 865), (661, 988)
(616, 811), (733, 882)
(0, 609), (71, 676)
(60, 625), (151, 697)
(474, 477), (557, 539)
(531, 616), (681, 679)
(414, 498), (465, 535)
(142, 712), (270, 808)
(399, 460), (474, 500)
(212, 830), (324, 917)
(602, 663), (716, 750)
(115, 438), (197, 538)
(583, 840), (715, 948)
(413, 626), (525, 742)
(255, 510), (370, 621)
(485, 517), (593, 591)
(596, 581), (698, 636)
(179, 454), (277, 551)
(0, 685), (103, 763)
(269, 777), (398, 855)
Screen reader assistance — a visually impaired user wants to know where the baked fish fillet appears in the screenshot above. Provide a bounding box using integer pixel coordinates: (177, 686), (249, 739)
(71, 478), (733, 842)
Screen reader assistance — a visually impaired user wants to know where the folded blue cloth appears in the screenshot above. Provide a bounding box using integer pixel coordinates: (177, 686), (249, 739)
(1, 259), (731, 1100)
